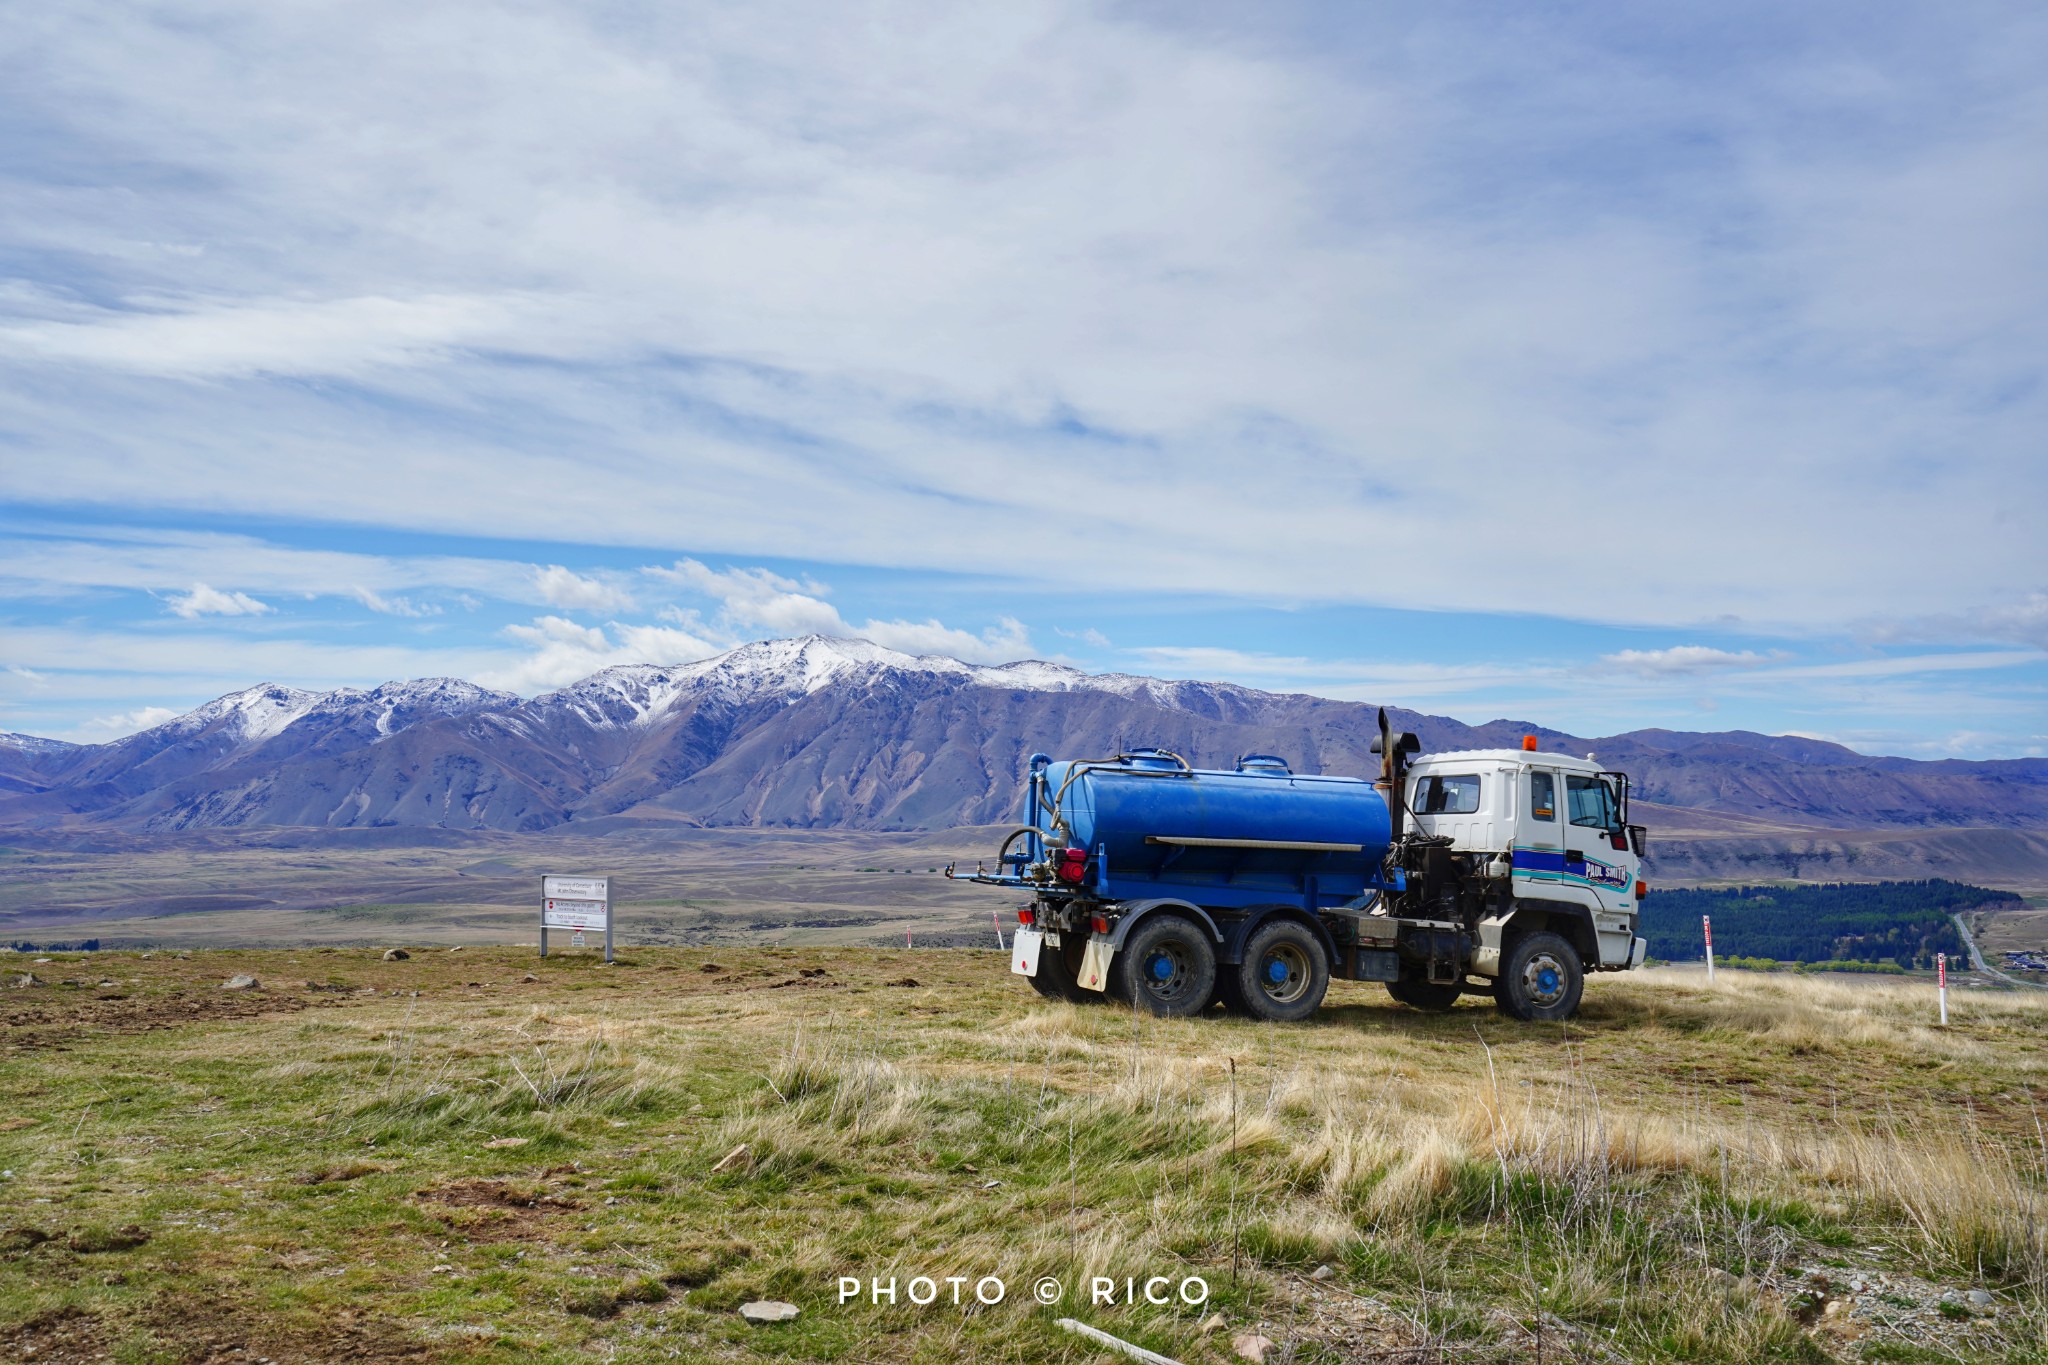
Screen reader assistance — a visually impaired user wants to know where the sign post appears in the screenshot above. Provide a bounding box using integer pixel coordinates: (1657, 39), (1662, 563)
(1703, 915), (1715, 985)
(542, 875), (612, 964)
(1938, 952), (1949, 1026)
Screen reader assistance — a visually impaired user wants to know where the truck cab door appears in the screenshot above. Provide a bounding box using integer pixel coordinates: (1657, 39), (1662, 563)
(1562, 774), (1631, 912)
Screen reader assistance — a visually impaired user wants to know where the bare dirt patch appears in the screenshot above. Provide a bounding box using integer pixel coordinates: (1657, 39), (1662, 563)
(143, 1293), (446, 1363)
(0, 1305), (106, 1364)
(1, 988), (321, 1052)
(414, 1179), (581, 1242)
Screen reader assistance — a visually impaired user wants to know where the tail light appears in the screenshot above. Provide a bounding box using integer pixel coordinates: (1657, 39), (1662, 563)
(1054, 847), (1088, 884)
(1017, 907), (1035, 926)
(1090, 915), (1110, 935)
(1635, 880), (1648, 899)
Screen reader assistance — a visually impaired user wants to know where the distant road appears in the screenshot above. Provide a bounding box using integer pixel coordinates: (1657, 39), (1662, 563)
(1952, 913), (2047, 991)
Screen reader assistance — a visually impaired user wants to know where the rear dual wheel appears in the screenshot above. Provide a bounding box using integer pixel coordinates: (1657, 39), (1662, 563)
(1219, 920), (1329, 1023)
(1109, 915), (1217, 1018)
(1026, 932), (1094, 1004)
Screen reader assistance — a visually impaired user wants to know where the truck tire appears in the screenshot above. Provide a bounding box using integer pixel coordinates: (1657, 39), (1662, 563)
(1108, 915), (1217, 1017)
(1026, 935), (1093, 1003)
(1386, 977), (1461, 1012)
(1494, 931), (1584, 1022)
(1230, 920), (1329, 1023)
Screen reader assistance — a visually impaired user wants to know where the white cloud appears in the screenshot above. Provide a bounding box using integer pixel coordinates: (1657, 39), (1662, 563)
(533, 565), (636, 613)
(350, 586), (439, 617)
(647, 560), (839, 635)
(859, 616), (1032, 663)
(476, 615), (723, 692)
(1600, 646), (1782, 677)
(166, 583), (272, 619)
(0, 292), (526, 380)
(644, 558), (1034, 664)
(1866, 593), (2048, 651)
(0, 528), (539, 605)
(65, 706), (181, 741)
(0, 2), (2040, 641)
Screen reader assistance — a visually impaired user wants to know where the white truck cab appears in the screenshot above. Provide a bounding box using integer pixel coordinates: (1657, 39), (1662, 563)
(1405, 748), (1647, 974)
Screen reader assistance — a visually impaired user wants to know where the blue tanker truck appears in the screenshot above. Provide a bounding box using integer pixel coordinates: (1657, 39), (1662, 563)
(952, 711), (1648, 1022)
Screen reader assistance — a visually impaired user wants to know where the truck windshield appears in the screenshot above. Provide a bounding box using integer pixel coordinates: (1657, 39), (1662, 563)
(1567, 775), (1619, 831)
(1415, 774), (1481, 814)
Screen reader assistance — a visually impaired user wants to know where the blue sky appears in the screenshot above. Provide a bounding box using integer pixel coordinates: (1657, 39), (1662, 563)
(1, 2), (2043, 757)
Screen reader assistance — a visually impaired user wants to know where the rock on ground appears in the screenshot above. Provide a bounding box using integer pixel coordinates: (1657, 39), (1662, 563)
(1233, 1331), (1276, 1363)
(739, 1300), (799, 1323)
(382, 948), (410, 961)
(221, 974), (260, 991)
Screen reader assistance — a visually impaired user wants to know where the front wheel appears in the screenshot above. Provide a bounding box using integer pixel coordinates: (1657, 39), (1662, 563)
(1109, 916), (1217, 1018)
(1494, 931), (1584, 1022)
(1229, 920), (1330, 1023)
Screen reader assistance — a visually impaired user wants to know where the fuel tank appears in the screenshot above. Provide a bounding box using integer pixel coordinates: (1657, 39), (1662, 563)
(1043, 751), (1393, 909)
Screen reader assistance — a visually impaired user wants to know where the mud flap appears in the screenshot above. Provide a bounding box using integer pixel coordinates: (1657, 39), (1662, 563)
(1010, 929), (1043, 977)
(1078, 934), (1116, 992)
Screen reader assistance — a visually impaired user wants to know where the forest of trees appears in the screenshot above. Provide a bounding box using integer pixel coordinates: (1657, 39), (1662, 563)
(1638, 880), (2016, 968)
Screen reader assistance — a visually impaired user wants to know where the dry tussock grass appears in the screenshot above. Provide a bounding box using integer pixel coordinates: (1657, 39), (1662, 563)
(942, 972), (2048, 1298)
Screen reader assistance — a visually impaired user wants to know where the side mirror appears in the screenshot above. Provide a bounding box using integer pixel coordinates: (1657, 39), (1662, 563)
(1627, 825), (1646, 857)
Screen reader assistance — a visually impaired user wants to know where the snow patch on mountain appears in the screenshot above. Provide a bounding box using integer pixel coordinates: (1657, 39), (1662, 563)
(0, 732), (80, 755)
(533, 636), (1262, 728)
(298, 678), (519, 735)
(161, 684), (327, 744)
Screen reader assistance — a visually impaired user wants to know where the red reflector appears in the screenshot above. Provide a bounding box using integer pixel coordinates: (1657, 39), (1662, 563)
(1017, 908), (1035, 926)
(1090, 915), (1109, 935)
(1635, 880), (1648, 899)
(1609, 832), (1627, 850)
(1054, 847), (1088, 884)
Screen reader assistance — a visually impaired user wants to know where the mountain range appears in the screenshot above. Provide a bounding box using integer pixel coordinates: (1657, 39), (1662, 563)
(2, 636), (2044, 843)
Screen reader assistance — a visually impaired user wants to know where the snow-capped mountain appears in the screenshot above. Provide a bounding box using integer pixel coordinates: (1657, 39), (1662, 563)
(531, 636), (1245, 728)
(0, 635), (2041, 837)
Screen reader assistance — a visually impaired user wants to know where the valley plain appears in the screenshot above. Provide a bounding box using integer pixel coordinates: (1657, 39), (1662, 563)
(0, 827), (1009, 951)
(5, 817), (2045, 954)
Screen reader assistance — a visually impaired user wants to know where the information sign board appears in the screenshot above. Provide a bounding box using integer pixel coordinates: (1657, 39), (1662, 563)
(541, 874), (612, 961)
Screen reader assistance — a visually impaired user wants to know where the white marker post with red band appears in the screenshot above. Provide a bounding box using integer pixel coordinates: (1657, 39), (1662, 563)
(1938, 952), (1949, 1026)
(1703, 914), (1715, 985)
(992, 909), (1006, 951)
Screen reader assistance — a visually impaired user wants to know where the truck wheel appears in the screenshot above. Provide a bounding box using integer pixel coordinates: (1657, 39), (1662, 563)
(1109, 916), (1217, 1018)
(1495, 932), (1584, 1022)
(1026, 935), (1093, 1003)
(1231, 920), (1329, 1023)
(1386, 977), (1461, 1012)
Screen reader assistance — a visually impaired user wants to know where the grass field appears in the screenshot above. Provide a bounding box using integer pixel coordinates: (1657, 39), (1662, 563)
(4, 948), (2046, 1363)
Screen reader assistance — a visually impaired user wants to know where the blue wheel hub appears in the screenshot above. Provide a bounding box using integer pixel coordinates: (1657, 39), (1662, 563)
(1538, 967), (1559, 994)
(1149, 953), (1174, 982)
(1265, 957), (1288, 985)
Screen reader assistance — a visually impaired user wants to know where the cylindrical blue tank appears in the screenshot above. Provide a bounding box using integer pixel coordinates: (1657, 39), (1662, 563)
(1039, 751), (1392, 909)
